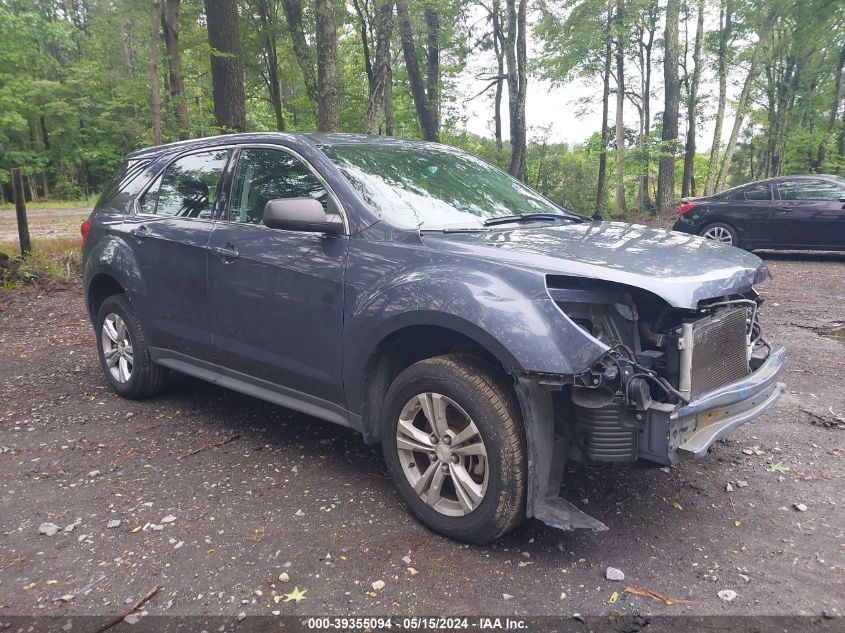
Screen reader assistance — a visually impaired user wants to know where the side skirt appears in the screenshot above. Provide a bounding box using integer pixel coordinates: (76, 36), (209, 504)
(149, 347), (362, 432)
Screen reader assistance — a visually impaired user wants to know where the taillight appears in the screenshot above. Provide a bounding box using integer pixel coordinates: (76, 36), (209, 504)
(679, 202), (697, 216)
(81, 219), (91, 250)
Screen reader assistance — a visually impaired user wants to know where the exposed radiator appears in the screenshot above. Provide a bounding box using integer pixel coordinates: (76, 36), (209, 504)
(689, 307), (750, 397)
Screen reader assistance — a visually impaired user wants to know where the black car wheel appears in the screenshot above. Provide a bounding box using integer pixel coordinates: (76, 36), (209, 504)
(381, 354), (526, 543)
(95, 294), (168, 399)
(700, 221), (739, 247)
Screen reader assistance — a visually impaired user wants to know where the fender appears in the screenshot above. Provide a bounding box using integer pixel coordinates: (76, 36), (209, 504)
(342, 232), (609, 416)
(83, 232), (148, 321)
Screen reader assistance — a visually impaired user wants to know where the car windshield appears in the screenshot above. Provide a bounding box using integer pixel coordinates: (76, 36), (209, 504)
(320, 143), (573, 230)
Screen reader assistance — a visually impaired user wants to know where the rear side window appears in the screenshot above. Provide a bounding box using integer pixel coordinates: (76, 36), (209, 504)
(743, 184), (771, 201)
(778, 180), (845, 201)
(139, 149), (231, 218)
(228, 148), (328, 225)
(96, 159), (150, 209)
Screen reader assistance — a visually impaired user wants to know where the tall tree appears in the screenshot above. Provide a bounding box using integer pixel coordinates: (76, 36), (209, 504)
(491, 0), (505, 149)
(505, 0), (527, 179)
(254, 0), (285, 131)
(425, 7), (441, 138)
(150, 0), (162, 145)
(204, 0), (247, 132)
(281, 0), (319, 108)
(656, 0), (680, 213)
(315, 0), (340, 131)
(635, 0), (657, 210)
(396, 0), (438, 141)
(364, 0), (395, 134)
(704, 0), (733, 195)
(716, 8), (777, 191)
(161, 0), (189, 139)
(596, 0), (612, 215)
(613, 0), (625, 212)
(816, 42), (845, 172)
(681, 0), (703, 198)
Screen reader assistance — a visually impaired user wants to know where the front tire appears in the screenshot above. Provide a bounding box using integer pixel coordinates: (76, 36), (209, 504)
(701, 221), (740, 247)
(95, 294), (168, 399)
(381, 354), (526, 543)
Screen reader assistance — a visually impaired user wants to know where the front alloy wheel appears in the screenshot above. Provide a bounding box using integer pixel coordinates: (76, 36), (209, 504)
(382, 354), (526, 543)
(396, 392), (489, 516)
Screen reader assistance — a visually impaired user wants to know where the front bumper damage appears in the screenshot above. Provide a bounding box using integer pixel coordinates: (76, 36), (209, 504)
(515, 345), (787, 533)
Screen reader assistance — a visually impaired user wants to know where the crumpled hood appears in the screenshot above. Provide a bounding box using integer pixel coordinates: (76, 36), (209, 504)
(421, 221), (770, 308)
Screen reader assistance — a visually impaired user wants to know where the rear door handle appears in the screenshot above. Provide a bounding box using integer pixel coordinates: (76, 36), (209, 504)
(210, 244), (240, 262)
(129, 225), (149, 243)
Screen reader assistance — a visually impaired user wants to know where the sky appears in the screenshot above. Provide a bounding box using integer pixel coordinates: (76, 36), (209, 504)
(454, 4), (748, 150)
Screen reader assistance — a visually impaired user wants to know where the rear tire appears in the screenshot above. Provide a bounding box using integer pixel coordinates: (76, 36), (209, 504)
(381, 354), (526, 543)
(95, 294), (168, 399)
(700, 221), (740, 247)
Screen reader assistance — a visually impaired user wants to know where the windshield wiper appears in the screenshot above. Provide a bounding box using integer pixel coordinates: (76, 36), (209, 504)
(482, 213), (577, 227)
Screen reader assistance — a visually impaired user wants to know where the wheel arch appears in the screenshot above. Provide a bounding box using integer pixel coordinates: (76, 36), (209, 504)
(357, 320), (518, 444)
(86, 273), (125, 322)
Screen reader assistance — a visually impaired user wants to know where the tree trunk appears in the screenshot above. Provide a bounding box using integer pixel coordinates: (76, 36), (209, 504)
(704, 0), (731, 195)
(256, 0), (285, 131)
(281, 0), (319, 108)
(716, 9), (775, 191)
(352, 0), (375, 95)
(396, 0), (438, 141)
(364, 0), (395, 134)
(614, 0), (626, 213)
(505, 0), (527, 180)
(817, 43), (845, 172)
(492, 0), (505, 149)
(315, 0), (341, 132)
(681, 0), (703, 198)
(204, 0), (246, 132)
(638, 0), (656, 211)
(596, 1), (612, 215)
(425, 7), (440, 137)
(385, 63), (395, 135)
(150, 0), (162, 144)
(656, 0), (680, 214)
(162, 0), (189, 139)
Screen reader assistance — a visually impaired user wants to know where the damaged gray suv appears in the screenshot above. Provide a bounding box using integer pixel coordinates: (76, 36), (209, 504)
(82, 133), (786, 543)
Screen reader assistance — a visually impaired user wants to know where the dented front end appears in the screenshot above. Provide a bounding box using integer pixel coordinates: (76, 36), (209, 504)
(518, 275), (786, 532)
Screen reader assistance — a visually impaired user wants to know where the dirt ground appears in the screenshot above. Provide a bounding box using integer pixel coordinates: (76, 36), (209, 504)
(0, 250), (843, 623)
(0, 208), (92, 244)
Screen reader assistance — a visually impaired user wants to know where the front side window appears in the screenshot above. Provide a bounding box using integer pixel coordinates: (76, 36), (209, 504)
(778, 180), (845, 202)
(139, 149), (231, 218)
(229, 148), (328, 225)
(743, 184), (771, 201)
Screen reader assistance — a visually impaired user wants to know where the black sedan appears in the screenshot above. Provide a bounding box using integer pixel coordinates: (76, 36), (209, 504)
(672, 174), (845, 251)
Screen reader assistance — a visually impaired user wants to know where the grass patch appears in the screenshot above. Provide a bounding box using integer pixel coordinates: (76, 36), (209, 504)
(0, 237), (82, 290)
(0, 195), (98, 211)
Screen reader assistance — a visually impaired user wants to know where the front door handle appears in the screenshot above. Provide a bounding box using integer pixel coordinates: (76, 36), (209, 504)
(210, 244), (240, 262)
(129, 225), (149, 243)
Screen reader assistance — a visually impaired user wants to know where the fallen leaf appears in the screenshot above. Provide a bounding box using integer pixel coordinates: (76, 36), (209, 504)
(608, 591), (619, 604)
(131, 526), (141, 533)
(735, 520), (742, 527)
(273, 595), (281, 604)
(46, 580), (58, 585)
(673, 502), (683, 511)
(624, 586), (688, 606)
(766, 462), (789, 473)
(282, 587), (307, 603)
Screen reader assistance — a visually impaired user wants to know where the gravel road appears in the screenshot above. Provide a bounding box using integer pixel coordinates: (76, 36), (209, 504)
(0, 251), (843, 622)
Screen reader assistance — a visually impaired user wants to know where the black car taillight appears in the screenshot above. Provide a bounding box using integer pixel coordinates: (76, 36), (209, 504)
(679, 202), (697, 216)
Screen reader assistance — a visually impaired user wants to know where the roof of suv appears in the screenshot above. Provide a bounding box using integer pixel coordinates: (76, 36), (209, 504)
(125, 132), (430, 160)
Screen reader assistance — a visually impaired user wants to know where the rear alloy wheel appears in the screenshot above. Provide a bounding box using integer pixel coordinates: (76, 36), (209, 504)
(95, 294), (168, 399)
(381, 354), (526, 543)
(701, 222), (739, 247)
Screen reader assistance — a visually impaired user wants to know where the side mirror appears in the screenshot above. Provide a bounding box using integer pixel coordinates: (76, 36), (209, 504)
(263, 198), (343, 234)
